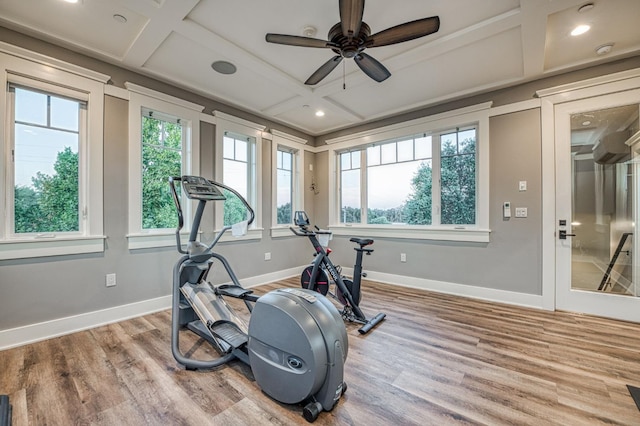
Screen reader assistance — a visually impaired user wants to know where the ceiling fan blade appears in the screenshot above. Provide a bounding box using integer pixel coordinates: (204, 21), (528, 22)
(305, 55), (343, 85)
(266, 33), (335, 49)
(368, 16), (440, 48)
(354, 52), (390, 83)
(339, 0), (364, 38)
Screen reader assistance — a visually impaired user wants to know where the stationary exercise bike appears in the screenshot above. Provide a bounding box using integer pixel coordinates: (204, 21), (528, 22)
(290, 211), (385, 334)
(169, 176), (348, 422)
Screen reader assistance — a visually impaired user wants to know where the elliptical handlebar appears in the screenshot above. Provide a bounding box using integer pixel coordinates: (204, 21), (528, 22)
(169, 175), (255, 254)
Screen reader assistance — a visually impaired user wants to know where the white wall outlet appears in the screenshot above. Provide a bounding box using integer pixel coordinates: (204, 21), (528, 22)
(264, 252), (271, 261)
(106, 273), (117, 287)
(519, 181), (527, 191)
(400, 253), (407, 263)
(515, 207), (528, 218)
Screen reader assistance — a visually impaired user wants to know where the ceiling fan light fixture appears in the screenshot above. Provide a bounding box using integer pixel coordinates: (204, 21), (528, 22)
(211, 60), (237, 75)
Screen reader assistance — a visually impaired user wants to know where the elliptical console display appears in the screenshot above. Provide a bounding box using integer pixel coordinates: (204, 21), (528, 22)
(169, 175), (348, 422)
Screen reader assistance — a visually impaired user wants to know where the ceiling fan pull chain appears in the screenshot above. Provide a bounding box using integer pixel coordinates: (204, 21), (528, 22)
(343, 59), (346, 90)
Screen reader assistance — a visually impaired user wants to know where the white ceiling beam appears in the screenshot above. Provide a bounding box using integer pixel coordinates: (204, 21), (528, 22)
(120, 0), (200, 67)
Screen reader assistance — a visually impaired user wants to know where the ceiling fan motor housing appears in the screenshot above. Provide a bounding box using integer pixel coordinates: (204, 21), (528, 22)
(328, 22), (371, 58)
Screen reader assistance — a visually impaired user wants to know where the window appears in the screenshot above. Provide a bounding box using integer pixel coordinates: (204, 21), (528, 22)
(127, 83), (202, 249)
(222, 131), (256, 226)
(0, 48), (107, 260)
(11, 85), (84, 234)
(328, 103), (490, 242)
(141, 108), (183, 230)
(276, 148), (293, 224)
(214, 111), (264, 238)
(340, 151), (361, 223)
(339, 128), (475, 226)
(271, 130), (306, 232)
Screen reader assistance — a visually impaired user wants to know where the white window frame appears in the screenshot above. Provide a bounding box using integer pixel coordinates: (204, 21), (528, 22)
(0, 44), (107, 260)
(126, 83), (203, 249)
(271, 130), (306, 237)
(213, 111), (264, 241)
(327, 102), (491, 243)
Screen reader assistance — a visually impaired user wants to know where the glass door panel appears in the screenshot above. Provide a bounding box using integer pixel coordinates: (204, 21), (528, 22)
(570, 104), (638, 296)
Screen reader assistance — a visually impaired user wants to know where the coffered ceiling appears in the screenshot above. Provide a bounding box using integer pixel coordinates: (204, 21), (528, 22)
(0, 0), (639, 136)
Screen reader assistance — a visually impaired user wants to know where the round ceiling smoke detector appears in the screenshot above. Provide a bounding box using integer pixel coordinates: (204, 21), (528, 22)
(595, 43), (614, 55)
(302, 26), (317, 38)
(211, 60), (237, 75)
(578, 2), (595, 13)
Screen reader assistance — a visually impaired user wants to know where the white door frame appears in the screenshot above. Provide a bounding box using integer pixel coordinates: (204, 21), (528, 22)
(539, 68), (640, 320)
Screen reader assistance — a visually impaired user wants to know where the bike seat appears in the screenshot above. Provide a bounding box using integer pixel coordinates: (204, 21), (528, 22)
(350, 237), (374, 247)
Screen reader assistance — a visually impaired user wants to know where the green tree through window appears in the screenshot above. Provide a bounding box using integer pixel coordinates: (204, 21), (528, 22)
(141, 114), (182, 229)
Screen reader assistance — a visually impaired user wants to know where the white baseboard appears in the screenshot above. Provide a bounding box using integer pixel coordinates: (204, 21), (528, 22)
(0, 295), (172, 351)
(0, 267), (302, 351)
(343, 267), (546, 310)
(0, 266), (545, 351)
(239, 266), (302, 288)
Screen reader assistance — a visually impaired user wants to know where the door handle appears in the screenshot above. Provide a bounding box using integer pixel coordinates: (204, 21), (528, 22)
(559, 230), (576, 240)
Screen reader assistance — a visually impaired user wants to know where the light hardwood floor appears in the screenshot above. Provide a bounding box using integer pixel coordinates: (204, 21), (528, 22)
(2, 278), (640, 425)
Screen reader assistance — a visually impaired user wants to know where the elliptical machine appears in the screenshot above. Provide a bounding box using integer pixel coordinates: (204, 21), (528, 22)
(169, 176), (348, 422)
(290, 211), (386, 334)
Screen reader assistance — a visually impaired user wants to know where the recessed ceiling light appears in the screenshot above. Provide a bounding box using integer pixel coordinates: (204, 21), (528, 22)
(113, 14), (127, 24)
(62, 0), (80, 3)
(571, 24), (591, 36)
(595, 43), (614, 55)
(211, 61), (237, 75)
(315, 110), (325, 117)
(582, 120), (592, 126)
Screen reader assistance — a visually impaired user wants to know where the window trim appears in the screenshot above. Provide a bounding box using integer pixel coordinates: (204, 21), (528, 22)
(126, 83), (203, 249)
(213, 111), (265, 241)
(0, 47), (108, 260)
(271, 130), (306, 237)
(327, 102), (491, 243)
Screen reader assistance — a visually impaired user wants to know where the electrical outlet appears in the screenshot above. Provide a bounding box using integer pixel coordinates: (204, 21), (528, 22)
(264, 252), (271, 261)
(400, 253), (407, 263)
(106, 273), (116, 287)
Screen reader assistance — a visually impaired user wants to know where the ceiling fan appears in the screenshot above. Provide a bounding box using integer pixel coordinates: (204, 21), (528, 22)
(265, 0), (440, 85)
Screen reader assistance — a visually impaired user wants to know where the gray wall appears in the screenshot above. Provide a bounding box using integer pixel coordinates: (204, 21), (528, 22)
(321, 109), (543, 295)
(0, 31), (314, 331)
(1, 25), (640, 333)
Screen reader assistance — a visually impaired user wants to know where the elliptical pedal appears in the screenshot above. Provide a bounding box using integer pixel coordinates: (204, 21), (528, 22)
(208, 320), (248, 349)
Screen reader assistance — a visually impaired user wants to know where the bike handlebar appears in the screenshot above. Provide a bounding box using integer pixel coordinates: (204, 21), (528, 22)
(289, 226), (332, 237)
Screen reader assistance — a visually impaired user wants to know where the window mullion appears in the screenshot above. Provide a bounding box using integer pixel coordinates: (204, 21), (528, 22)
(360, 149), (367, 224)
(432, 134), (442, 226)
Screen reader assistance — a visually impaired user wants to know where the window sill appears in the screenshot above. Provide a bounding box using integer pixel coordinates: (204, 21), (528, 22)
(328, 225), (491, 243)
(127, 232), (188, 250)
(0, 236), (106, 260)
(127, 228), (263, 250)
(218, 228), (263, 243)
(271, 226), (296, 238)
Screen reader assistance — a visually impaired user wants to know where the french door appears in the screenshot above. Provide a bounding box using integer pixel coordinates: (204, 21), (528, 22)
(555, 89), (640, 321)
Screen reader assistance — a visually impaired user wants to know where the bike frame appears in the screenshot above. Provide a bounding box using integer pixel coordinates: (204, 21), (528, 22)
(304, 232), (368, 323)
